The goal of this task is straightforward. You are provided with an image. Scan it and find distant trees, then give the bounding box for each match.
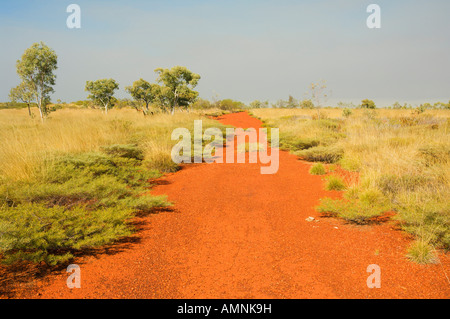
[85,79,119,114]
[306,80,330,119]
[124,66,201,115]
[125,79,158,115]
[14,42,58,122]
[249,100,269,109]
[299,99,314,109]
[360,99,376,109]
[154,66,200,114]
[9,81,35,117]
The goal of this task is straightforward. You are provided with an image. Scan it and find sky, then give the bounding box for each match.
[0,0,449,107]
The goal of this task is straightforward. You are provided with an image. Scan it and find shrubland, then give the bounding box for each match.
[0,108,228,265]
[251,107,450,263]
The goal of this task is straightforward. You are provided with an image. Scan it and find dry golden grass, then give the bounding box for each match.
[252,107,450,261]
[0,107,223,181]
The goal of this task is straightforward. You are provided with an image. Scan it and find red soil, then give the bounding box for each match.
[8,111,450,299]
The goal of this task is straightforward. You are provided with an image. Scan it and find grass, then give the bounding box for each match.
[0,107,228,265]
[407,240,439,264]
[324,175,346,191]
[252,107,450,262]
[309,163,327,175]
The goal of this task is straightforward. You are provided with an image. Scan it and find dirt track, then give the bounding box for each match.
[12,112,450,298]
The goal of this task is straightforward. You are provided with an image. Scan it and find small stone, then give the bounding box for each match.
[305,217,315,222]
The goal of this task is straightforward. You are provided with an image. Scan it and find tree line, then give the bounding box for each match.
[9,42,201,121]
[9,42,450,122]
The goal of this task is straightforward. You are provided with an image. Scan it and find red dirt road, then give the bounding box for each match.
[10,112,450,298]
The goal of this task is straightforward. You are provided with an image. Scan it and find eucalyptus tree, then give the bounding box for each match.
[85,79,119,114]
[15,42,58,122]
[125,79,158,115]
[9,81,35,117]
[154,66,200,115]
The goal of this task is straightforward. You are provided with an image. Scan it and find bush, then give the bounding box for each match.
[406,241,438,264]
[339,155,361,172]
[0,145,169,265]
[280,136,320,151]
[309,163,326,175]
[394,193,450,250]
[361,99,376,109]
[100,144,144,160]
[316,189,389,224]
[342,108,352,117]
[297,146,344,163]
[0,204,134,265]
[144,152,180,173]
[324,175,346,191]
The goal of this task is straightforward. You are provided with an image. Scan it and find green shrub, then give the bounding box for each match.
[316,192,389,224]
[324,175,346,191]
[406,241,438,264]
[144,152,180,173]
[279,135,320,151]
[342,108,352,117]
[309,163,326,175]
[339,155,361,172]
[100,144,144,160]
[0,146,169,265]
[394,193,450,250]
[296,146,344,163]
[0,204,134,265]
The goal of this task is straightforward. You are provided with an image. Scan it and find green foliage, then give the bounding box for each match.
[296,145,344,163]
[144,152,180,173]
[394,193,450,250]
[125,79,158,113]
[360,99,376,109]
[309,163,326,175]
[281,137,320,151]
[100,144,144,161]
[0,204,134,265]
[324,175,346,191]
[85,78,119,114]
[342,108,352,117]
[249,100,269,109]
[15,42,58,121]
[192,98,214,110]
[9,82,35,117]
[299,99,314,109]
[406,241,439,264]
[154,66,200,113]
[316,189,389,223]
[0,145,169,265]
[338,155,361,172]
[217,99,245,111]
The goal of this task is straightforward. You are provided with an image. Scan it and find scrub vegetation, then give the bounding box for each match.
[252,107,450,264]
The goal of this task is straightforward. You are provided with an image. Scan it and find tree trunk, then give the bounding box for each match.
[27,103,32,117]
[37,97,44,123]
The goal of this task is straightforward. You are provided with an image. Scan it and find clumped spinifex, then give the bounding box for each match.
[0,107,229,265]
[252,107,450,263]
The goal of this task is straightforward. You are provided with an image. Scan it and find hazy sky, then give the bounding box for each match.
[1,0,449,106]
